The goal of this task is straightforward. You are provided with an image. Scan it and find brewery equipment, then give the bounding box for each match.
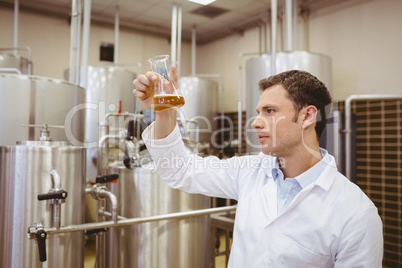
[0,137,86,267]
[179,76,219,145]
[244,51,332,154]
[105,150,211,268]
[96,115,212,268]
[79,65,137,183]
[0,74,85,146]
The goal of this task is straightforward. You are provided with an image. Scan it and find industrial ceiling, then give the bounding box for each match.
[0,0,368,44]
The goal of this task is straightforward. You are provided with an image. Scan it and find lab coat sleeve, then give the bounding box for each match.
[334,205,383,268]
[142,122,240,200]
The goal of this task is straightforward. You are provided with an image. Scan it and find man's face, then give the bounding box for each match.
[251,84,304,157]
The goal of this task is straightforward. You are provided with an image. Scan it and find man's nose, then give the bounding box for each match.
[251,115,264,129]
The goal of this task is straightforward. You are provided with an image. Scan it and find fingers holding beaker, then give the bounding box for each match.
[148,55,185,112]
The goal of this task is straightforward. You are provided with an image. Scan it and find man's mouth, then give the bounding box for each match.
[257,134,270,142]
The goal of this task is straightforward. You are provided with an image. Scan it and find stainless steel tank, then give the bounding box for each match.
[0,74,85,146]
[105,147,211,268]
[82,66,137,183]
[0,53,31,74]
[245,51,332,154]
[179,77,218,144]
[0,141,86,268]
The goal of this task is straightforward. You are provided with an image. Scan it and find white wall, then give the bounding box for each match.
[1,0,402,113]
[309,0,402,101]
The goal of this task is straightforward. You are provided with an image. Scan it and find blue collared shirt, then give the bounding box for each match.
[272,149,329,215]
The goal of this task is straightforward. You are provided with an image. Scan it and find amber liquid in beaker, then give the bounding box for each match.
[153,94,185,111]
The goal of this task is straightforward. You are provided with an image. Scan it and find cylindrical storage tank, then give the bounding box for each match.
[0,74,85,146]
[105,148,211,268]
[82,66,136,182]
[0,53,31,74]
[245,51,332,154]
[179,77,218,145]
[0,141,86,268]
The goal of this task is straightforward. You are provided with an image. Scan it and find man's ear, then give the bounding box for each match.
[302,105,318,129]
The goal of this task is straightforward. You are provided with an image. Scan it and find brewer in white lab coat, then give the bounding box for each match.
[133,69,383,267]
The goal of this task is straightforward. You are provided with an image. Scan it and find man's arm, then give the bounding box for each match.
[334,206,383,267]
[154,109,176,139]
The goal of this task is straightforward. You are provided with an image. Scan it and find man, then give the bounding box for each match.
[133,69,383,267]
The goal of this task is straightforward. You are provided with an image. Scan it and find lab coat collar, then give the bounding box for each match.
[276,157,338,220]
[260,152,339,225]
[310,154,338,192]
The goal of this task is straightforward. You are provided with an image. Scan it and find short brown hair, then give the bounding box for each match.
[258,70,332,139]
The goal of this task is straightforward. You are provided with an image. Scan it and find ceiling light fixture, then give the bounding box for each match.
[187,0,216,5]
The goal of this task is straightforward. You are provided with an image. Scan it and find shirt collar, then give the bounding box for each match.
[266,148,332,189]
[294,148,329,189]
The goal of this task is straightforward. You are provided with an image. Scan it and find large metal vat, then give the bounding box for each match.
[179,77,218,144]
[82,66,137,182]
[0,74,85,146]
[0,141,86,268]
[105,148,211,268]
[0,53,31,74]
[245,51,332,153]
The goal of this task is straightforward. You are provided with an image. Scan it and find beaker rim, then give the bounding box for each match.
[148,55,170,63]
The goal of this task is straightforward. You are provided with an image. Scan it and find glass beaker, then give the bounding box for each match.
[148,55,185,112]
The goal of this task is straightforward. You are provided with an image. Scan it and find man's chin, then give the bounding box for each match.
[261,148,276,156]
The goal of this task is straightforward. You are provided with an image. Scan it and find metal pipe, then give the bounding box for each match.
[97,188,118,222]
[98,134,120,175]
[104,112,144,123]
[237,56,244,155]
[256,25,261,53]
[345,94,402,179]
[49,170,63,229]
[293,0,298,50]
[76,1,82,85]
[81,0,92,89]
[237,52,262,155]
[300,6,309,51]
[100,210,127,221]
[285,0,292,51]
[191,24,196,77]
[271,0,277,74]
[13,0,19,56]
[43,205,237,235]
[53,203,62,229]
[171,4,177,68]
[177,5,182,77]
[114,5,119,65]
[98,113,144,173]
[50,170,61,189]
[69,0,79,84]
[257,23,266,54]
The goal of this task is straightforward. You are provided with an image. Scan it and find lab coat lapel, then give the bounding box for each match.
[262,177,278,224]
[277,160,338,217]
[282,185,315,215]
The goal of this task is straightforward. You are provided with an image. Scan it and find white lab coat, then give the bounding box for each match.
[142,124,383,268]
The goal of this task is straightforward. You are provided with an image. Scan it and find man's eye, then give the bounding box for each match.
[266,109,275,113]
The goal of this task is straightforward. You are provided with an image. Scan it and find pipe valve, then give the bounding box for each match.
[27,222,47,262]
[37,170,68,204]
